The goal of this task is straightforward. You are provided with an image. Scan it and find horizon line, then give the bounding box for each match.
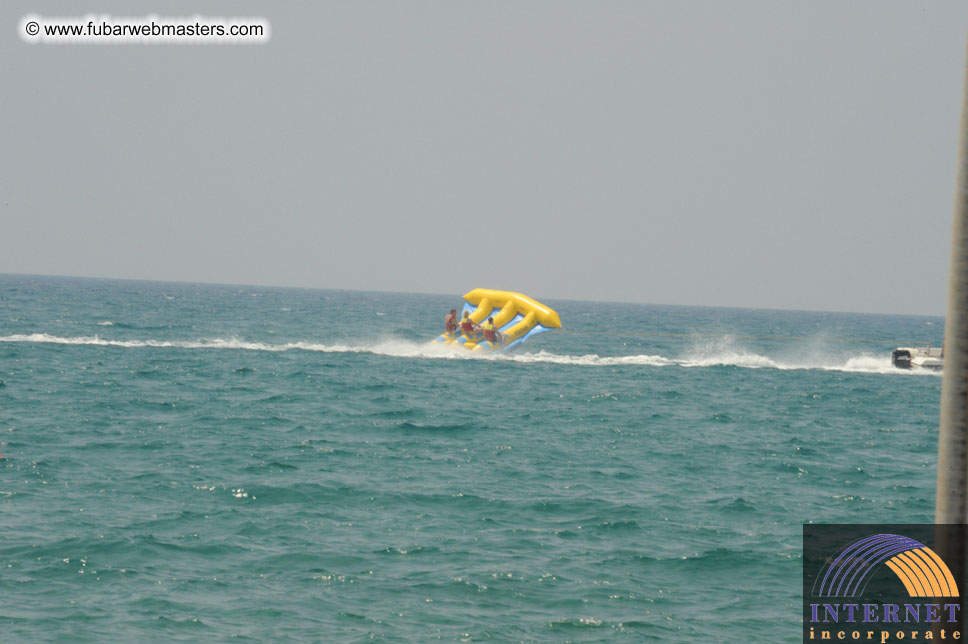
[0,271,947,320]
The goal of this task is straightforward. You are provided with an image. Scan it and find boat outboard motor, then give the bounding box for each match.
[892,349,912,369]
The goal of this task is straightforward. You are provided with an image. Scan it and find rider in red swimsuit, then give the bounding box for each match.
[459,311,476,336]
[479,317,503,345]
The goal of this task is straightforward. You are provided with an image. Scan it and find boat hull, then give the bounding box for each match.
[892,347,943,370]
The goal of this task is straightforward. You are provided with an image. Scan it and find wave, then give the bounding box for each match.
[0,333,368,354]
[0,333,938,375]
[679,350,781,370]
[676,351,915,374]
[499,350,674,367]
[0,333,669,363]
[677,335,940,376]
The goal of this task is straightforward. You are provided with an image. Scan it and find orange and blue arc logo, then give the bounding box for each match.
[817,533,959,598]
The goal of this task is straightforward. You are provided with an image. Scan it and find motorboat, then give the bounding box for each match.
[891,345,943,370]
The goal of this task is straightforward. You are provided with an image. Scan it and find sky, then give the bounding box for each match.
[3,1,967,315]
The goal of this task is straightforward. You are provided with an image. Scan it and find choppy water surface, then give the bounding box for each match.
[0,275,943,642]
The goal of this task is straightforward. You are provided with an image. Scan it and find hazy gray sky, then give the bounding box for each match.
[3,1,967,314]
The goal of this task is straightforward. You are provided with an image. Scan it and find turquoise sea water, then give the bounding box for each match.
[0,275,945,643]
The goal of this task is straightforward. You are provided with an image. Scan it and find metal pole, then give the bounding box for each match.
[937,34,968,527]
[936,29,968,631]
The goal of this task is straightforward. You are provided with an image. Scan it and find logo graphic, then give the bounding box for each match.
[803,524,965,644]
[815,533,959,599]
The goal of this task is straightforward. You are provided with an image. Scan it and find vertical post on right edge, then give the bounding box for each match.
[936,27,968,635]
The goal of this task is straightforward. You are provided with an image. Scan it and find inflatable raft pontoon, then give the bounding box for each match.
[436,288,561,353]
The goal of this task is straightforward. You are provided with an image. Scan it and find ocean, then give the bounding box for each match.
[0,274,945,643]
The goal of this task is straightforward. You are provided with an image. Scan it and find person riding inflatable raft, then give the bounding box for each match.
[436,289,562,353]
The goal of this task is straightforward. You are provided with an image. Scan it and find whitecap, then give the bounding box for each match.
[0,333,939,375]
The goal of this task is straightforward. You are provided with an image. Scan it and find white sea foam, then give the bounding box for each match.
[677,348,936,376]
[828,355,907,375]
[496,350,674,367]
[679,350,781,370]
[0,333,938,375]
[0,334,467,358]
[673,335,939,376]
